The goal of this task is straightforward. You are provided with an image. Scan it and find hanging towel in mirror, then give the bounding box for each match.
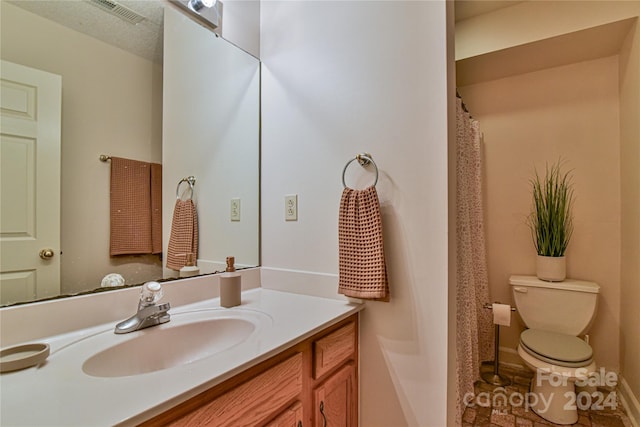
[338,186,389,301]
[150,163,163,254]
[110,157,153,256]
[166,199,199,270]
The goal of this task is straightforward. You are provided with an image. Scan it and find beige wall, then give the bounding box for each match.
[456,0,640,418]
[1,3,163,294]
[455,1,640,61]
[459,56,621,372]
[619,19,640,420]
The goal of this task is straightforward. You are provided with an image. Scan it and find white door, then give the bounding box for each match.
[0,60,62,305]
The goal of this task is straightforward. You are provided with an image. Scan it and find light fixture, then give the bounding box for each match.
[171,0,221,30]
[188,0,216,12]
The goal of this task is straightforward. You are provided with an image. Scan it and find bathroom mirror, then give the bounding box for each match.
[0,0,260,306]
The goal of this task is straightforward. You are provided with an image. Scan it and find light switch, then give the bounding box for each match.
[231,198,241,221]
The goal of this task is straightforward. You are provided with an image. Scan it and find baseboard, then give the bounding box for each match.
[499,346,525,368]
[619,376,640,427]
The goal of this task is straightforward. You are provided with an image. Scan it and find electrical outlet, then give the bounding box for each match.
[285,194,297,221]
[230,198,241,221]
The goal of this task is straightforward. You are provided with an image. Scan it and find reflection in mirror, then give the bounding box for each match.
[0,1,260,306]
[163,6,259,279]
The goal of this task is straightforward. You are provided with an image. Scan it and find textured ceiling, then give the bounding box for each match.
[9,0,165,64]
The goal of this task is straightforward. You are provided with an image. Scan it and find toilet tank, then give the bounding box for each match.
[509,275,600,336]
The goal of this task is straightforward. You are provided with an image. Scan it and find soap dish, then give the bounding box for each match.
[0,343,50,373]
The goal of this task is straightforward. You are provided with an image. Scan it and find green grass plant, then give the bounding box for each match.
[527,160,574,257]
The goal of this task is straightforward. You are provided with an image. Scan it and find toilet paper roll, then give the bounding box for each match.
[492,303,512,327]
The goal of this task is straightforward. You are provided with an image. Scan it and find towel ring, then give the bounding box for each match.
[342,153,378,188]
[176,176,196,200]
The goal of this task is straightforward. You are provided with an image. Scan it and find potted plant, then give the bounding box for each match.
[526,160,574,282]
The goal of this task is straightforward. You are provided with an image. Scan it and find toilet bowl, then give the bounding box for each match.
[510,275,600,425]
[518,330,596,424]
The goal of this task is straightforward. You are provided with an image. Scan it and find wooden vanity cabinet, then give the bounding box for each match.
[141,314,358,427]
[313,363,356,427]
[312,321,357,427]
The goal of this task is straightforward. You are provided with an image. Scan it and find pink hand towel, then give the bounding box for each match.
[166,199,199,271]
[150,163,163,254]
[110,157,152,256]
[338,186,389,301]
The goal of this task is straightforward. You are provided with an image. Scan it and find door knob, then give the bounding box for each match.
[39,249,55,259]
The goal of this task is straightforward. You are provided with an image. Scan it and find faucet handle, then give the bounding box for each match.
[138,302,171,318]
[140,281,163,306]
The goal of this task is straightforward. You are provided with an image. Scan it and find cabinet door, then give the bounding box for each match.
[313,363,356,427]
[264,401,303,427]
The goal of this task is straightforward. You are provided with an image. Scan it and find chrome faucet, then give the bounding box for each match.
[114,281,170,334]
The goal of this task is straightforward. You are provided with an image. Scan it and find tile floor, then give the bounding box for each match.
[462,363,633,427]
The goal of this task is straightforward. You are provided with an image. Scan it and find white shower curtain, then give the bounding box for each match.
[455,97,493,425]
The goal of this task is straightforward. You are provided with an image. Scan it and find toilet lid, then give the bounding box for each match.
[520,329,593,367]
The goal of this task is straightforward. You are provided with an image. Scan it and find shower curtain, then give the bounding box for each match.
[455,96,493,425]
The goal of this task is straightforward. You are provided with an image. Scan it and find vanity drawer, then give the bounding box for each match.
[313,321,356,379]
[169,352,303,427]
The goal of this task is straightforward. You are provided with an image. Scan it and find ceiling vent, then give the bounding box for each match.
[89,0,146,25]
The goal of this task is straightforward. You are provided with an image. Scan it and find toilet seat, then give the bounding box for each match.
[520,329,593,368]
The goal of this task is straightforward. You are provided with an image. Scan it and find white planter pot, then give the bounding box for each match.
[536,255,566,282]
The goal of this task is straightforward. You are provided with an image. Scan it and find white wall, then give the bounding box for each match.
[446,1,459,424]
[260,2,450,425]
[220,0,261,58]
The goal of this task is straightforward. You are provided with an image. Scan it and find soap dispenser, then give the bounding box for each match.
[220,256,241,308]
[179,253,200,278]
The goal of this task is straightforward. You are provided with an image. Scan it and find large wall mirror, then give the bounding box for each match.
[0,0,260,306]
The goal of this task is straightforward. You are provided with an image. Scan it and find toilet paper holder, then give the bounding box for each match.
[482,302,516,387]
[483,302,516,311]
[483,303,516,312]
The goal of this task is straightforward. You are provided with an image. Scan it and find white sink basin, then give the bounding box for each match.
[81,310,269,378]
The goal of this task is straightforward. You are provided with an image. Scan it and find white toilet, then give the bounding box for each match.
[509,275,600,425]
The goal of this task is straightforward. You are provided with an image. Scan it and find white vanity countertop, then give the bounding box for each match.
[0,289,363,426]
